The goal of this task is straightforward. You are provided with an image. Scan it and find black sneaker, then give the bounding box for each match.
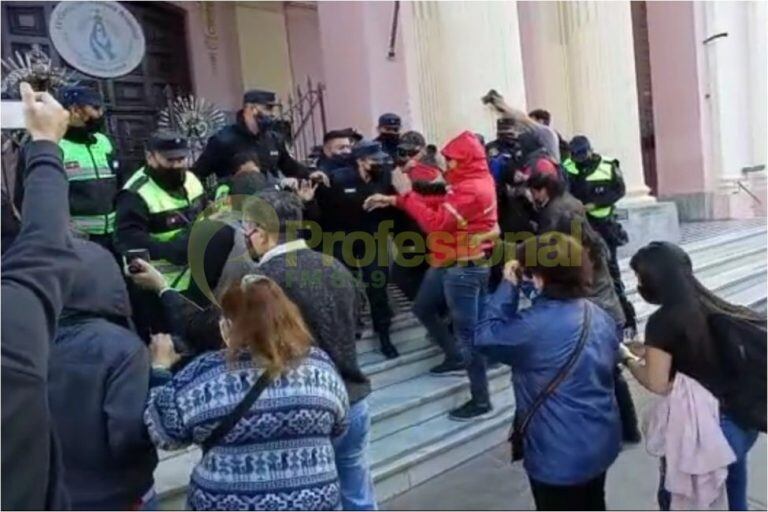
[429,360,466,375]
[379,332,399,359]
[449,400,493,422]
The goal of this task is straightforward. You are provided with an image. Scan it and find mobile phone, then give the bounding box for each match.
[124,248,150,274]
[1,101,25,130]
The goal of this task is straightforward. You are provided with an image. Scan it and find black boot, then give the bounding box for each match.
[379,331,399,359]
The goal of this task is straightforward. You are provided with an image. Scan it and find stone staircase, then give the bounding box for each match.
[157,222,766,507]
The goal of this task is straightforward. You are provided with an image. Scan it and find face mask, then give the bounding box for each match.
[254,113,276,132]
[379,132,399,145]
[368,161,392,176]
[149,165,186,190]
[329,153,353,167]
[84,115,105,134]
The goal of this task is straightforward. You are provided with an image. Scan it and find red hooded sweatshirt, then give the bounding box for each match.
[396,131,498,266]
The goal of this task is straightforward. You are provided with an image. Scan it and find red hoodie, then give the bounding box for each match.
[396,131,498,266]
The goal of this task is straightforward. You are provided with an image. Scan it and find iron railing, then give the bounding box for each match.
[280,77,327,163]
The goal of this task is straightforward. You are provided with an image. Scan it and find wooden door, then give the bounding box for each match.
[1,1,192,179]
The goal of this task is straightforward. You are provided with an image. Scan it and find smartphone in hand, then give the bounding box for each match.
[124,248,150,274]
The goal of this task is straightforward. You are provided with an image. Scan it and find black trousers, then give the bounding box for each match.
[529,471,607,511]
[591,219,637,330]
[334,243,392,334]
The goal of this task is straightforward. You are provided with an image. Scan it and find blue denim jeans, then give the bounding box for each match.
[333,400,378,510]
[413,264,490,404]
[658,415,759,510]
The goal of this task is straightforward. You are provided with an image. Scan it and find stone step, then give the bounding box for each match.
[369,365,512,443]
[371,391,516,503]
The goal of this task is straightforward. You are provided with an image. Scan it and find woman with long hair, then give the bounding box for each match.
[624,241,765,510]
[145,275,349,511]
[476,234,622,510]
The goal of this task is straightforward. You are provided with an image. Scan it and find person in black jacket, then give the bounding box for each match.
[316,129,355,174]
[1,82,78,511]
[316,140,400,359]
[50,239,158,510]
[374,113,402,160]
[193,89,327,186]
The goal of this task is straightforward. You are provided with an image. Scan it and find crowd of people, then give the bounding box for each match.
[2,80,765,512]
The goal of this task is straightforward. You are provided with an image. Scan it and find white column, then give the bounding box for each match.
[401,1,527,146]
[559,1,651,202]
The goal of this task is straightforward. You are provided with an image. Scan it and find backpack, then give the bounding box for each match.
[708,313,767,432]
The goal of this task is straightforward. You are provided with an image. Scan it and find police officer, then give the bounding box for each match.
[15,86,119,251]
[193,89,328,185]
[564,135,637,336]
[316,129,354,174]
[115,130,206,291]
[374,113,402,160]
[316,140,400,359]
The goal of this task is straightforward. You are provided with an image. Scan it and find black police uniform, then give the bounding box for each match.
[193,90,309,184]
[374,113,401,161]
[315,140,400,358]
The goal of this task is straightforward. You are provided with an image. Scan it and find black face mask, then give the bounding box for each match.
[368,161,393,176]
[378,132,399,146]
[254,113,276,132]
[329,153,353,168]
[148,165,186,191]
[84,115,105,134]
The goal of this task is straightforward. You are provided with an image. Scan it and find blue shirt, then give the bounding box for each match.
[475,282,621,485]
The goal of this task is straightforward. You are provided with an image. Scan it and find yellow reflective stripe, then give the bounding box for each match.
[588,206,612,218]
[153,260,190,291]
[71,212,116,234]
[563,158,578,175]
[443,202,468,228]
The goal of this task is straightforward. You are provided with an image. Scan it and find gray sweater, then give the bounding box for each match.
[257,245,372,403]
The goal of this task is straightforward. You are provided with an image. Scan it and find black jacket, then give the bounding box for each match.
[193,113,309,182]
[50,239,157,510]
[568,155,626,211]
[2,141,79,510]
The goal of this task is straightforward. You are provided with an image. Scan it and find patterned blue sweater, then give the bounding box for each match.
[145,347,349,510]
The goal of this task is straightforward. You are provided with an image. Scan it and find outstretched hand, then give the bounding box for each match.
[363,193,396,212]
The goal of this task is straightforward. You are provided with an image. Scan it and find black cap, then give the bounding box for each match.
[378,113,401,129]
[398,130,426,150]
[146,130,190,159]
[496,117,517,132]
[352,140,389,161]
[58,86,103,109]
[569,135,592,158]
[243,89,277,105]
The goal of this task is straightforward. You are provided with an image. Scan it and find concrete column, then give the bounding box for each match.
[400,1,527,146]
[560,1,651,203]
[316,1,410,135]
[695,1,767,218]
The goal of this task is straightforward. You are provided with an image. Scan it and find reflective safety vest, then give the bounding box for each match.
[59,133,117,235]
[214,183,230,201]
[123,168,205,291]
[562,157,616,219]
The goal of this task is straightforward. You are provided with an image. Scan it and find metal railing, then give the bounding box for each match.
[279,77,327,163]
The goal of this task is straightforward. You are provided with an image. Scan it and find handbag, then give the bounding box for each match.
[509,303,592,462]
[201,371,272,454]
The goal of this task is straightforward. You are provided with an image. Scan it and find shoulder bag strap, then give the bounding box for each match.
[517,302,592,437]
[202,371,272,454]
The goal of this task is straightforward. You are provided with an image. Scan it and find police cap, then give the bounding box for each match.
[146,130,190,159]
[58,86,103,109]
[378,113,401,129]
[352,140,389,162]
[243,89,278,106]
[569,135,592,159]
